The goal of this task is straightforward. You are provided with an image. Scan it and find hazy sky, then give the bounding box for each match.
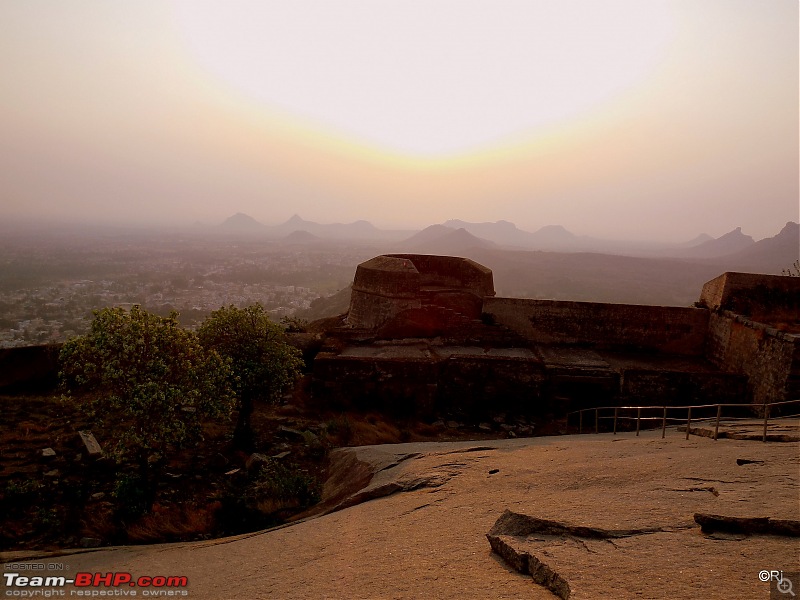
[1,1,797,241]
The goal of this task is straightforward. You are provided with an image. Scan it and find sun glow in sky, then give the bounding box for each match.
[0,1,797,240]
[172,1,675,157]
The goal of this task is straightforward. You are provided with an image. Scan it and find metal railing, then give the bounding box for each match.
[567,399,800,442]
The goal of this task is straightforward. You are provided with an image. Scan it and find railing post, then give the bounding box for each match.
[613,407,618,435]
[595,408,599,434]
[661,407,667,439]
[713,405,722,441]
[636,407,641,436]
[686,406,692,440]
[579,410,583,434]
[762,404,770,443]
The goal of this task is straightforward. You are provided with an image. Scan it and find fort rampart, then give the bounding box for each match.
[483,298,708,355]
[701,271,800,322]
[315,256,799,414]
[2,257,797,419]
[706,311,800,404]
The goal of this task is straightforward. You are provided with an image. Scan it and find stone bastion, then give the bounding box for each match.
[347,254,495,329]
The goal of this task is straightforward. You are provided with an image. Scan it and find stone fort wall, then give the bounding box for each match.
[483,298,709,355]
[701,272,800,323]
[330,257,800,408]
[706,311,800,404]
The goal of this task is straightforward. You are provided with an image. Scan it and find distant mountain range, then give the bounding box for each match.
[216,213,798,275]
[441,219,579,250]
[283,218,798,316]
[218,213,412,242]
[715,221,799,273]
[672,227,755,258]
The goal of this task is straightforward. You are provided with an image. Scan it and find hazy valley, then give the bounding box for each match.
[1,216,797,348]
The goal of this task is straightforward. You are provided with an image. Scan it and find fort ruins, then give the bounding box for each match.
[1,253,798,421]
[311,254,800,419]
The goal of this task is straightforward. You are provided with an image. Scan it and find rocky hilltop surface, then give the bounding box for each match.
[4,430,797,599]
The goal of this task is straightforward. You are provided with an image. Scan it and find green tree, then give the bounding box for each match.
[198,304,303,449]
[59,306,235,503]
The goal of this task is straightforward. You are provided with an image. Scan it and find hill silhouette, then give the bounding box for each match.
[681,227,755,258]
[441,219,581,250]
[679,233,714,248]
[220,212,265,231]
[716,221,799,272]
[273,215,407,241]
[284,230,323,244]
[400,226,496,254]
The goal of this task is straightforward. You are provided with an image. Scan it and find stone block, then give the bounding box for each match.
[78,430,103,457]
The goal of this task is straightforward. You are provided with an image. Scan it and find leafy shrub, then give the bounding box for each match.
[59,306,236,497]
[281,316,309,333]
[2,479,44,502]
[34,507,60,532]
[245,459,319,514]
[112,473,150,520]
[218,459,320,534]
[198,304,303,449]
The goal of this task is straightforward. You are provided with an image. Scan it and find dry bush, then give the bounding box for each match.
[80,504,118,542]
[125,502,219,543]
[349,416,403,446]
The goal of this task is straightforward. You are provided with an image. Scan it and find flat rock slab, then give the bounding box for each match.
[3,431,798,599]
[489,529,793,599]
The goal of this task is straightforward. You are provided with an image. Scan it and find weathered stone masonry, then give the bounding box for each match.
[483,298,709,355]
[699,273,800,404]
[348,254,494,329]
[313,256,799,417]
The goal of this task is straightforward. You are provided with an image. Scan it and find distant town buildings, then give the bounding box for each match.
[0,242,368,348]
